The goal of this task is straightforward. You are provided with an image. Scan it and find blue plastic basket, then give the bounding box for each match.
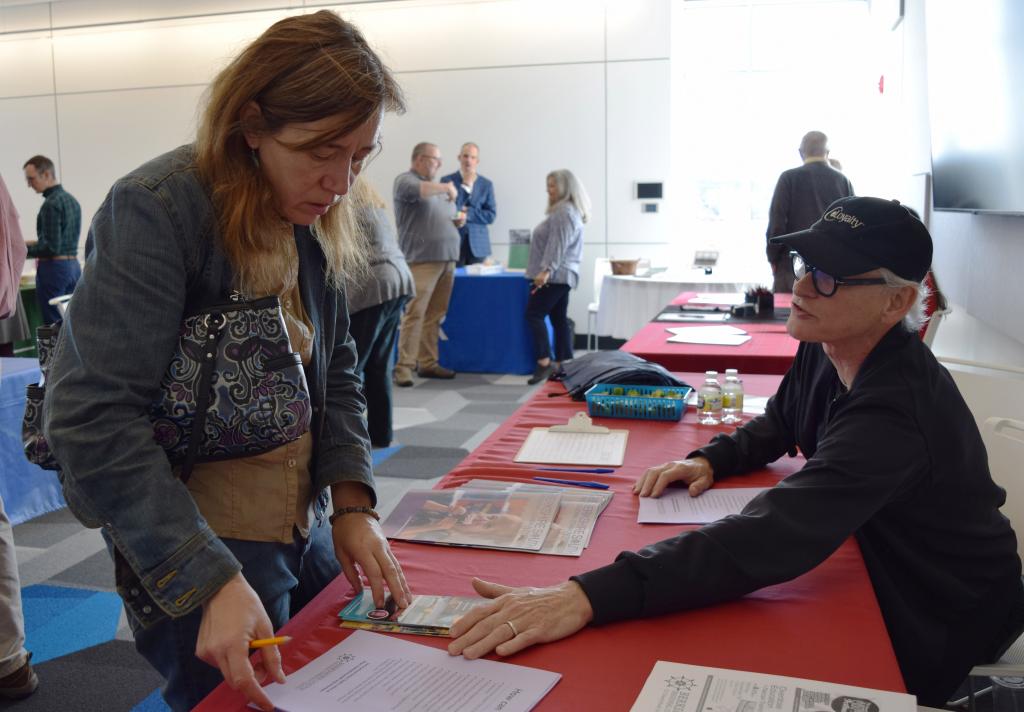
[584,383,692,421]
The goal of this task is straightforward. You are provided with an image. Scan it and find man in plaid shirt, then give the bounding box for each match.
[23,155,81,324]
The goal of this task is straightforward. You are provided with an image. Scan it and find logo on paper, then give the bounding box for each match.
[823,207,865,229]
[666,675,696,691]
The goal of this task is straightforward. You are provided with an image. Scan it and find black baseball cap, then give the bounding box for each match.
[769,197,933,282]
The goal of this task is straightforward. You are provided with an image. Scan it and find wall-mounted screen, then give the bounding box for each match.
[634,182,663,200]
[926,0,1024,214]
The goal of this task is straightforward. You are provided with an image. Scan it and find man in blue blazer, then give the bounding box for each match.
[441,143,497,266]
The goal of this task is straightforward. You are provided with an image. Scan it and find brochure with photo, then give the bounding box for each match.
[464,478,612,555]
[381,488,561,551]
[338,590,487,637]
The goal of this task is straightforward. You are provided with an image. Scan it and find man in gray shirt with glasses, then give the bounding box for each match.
[393,142,460,386]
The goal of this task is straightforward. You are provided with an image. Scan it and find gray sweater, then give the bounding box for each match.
[345,206,415,313]
[393,171,459,263]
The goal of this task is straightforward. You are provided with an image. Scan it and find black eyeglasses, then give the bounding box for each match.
[791,252,887,297]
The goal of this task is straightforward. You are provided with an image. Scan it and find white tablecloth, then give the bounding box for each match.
[595,270,757,340]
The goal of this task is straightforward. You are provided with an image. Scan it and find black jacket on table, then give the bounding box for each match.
[574,325,1023,704]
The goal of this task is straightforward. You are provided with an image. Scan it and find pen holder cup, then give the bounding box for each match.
[584,383,692,421]
[755,293,774,316]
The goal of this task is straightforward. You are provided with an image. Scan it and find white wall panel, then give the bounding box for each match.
[606,59,669,247]
[50,0,299,28]
[339,0,604,73]
[361,61,606,258]
[51,10,290,93]
[55,85,207,252]
[0,4,50,33]
[0,33,54,98]
[607,0,670,61]
[1,0,659,327]
[0,95,60,246]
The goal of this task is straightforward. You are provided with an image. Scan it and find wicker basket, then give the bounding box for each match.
[610,259,640,276]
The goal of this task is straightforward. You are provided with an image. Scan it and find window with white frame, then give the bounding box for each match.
[670,0,891,281]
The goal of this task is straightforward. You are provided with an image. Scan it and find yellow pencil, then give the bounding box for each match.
[249,635,292,649]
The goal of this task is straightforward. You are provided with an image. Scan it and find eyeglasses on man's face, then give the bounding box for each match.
[790,252,887,297]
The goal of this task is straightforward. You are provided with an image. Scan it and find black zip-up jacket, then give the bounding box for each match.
[575,326,1023,704]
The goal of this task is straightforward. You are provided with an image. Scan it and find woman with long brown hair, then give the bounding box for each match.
[43,12,409,711]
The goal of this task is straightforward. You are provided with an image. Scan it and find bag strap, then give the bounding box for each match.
[178,311,228,484]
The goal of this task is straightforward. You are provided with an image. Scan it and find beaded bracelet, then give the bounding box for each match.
[329,506,380,525]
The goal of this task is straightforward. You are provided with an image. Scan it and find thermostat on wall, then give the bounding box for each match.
[634,182,663,200]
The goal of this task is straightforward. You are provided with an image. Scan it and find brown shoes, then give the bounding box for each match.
[393,365,414,387]
[417,365,456,380]
[0,655,39,700]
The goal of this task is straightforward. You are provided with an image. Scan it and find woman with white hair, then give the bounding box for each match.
[524,169,591,385]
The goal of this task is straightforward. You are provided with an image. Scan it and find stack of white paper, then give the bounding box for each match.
[259,630,560,711]
[742,395,770,415]
[665,325,751,346]
[637,487,767,523]
[515,428,628,466]
[688,292,748,306]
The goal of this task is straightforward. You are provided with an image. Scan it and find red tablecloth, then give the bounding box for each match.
[622,292,799,375]
[198,373,904,710]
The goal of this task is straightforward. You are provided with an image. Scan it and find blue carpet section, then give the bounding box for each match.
[131,688,171,712]
[372,444,402,466]
[22,584,122,664]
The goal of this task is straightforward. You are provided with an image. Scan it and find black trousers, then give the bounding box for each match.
[525,282,573,362]
[457,233,484,267]
[347,295,408,447]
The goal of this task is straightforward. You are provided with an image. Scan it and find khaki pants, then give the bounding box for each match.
[398,261,455,371]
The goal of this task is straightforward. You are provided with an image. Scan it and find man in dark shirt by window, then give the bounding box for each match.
[23,155,81,324]
[447,197,1024,706]
[766,131,854,292]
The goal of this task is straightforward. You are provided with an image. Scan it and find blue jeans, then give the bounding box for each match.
[35,259,81,325]
[526,283,573,362]
[348,295,408,447]
[126,521,340,712]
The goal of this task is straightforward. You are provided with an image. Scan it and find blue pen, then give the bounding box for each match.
[532,477,610,490]
[537,467,616,474]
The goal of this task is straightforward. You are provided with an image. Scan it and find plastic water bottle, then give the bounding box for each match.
[722,369,744,424]
[697,371,723,425]
[990,675,1024,712]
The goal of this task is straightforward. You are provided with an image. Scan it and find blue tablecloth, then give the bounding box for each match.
[438,269,550,375]
[0,358,65,525]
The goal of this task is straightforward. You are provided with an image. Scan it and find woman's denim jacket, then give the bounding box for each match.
[42,145,374,627]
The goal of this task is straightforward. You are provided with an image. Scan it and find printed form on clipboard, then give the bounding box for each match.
[514,412,628,467]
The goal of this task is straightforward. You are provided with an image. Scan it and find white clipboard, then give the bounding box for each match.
[514,413,628,466]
